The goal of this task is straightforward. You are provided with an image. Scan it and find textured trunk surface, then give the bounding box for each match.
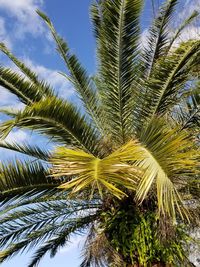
[128,264,172,267]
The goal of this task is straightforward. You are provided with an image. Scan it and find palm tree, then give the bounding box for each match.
[0,0,199,266]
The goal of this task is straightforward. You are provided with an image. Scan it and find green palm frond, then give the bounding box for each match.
[179,87,200,130]
[37,11,103,133]
[0,160,58,200]
[90,1,101,41]
[143,0,178,78]
[0,201,97,246]
[0,203,71,248]
[0,97,99,154]
[27,215,93,267]
[0,43,55,99]
[140,40,200,126]
[0,199,98,266]
[0,199,99,227]
[92,0,143,143]
[0,67,33,104]
[0,189,70,216]
[0,67,48,104]
[155,41,200,115]
[0,141,51,160]
[0,43,39,84]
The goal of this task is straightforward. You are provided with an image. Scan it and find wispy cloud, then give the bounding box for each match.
[0,0,45,40]
[0,129,30,160]
[0,17,11,48]
[4,129,29,144]
[23,58,75,100]
[175,25,200,45]
[0,85,26,111]
[0,87,15,106]
[173,0,200,45]
[178,0,200,21]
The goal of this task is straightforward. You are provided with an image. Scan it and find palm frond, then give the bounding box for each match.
[0,199,99,227]
[0,43,55,98]
[0,160,58,200]
[27,215,92,267]
[92,0,143,143]
[0,67,45,104]
[90,1,101,40]
[0,43,38,84]
[0,201,97,245]
[179,87,200,130]
[0,203,71,248]
[0,189,68,214]
[0,141,51,160]
[137,118,199,220]
[0,97,99,154]
[143,0,178,78]
[51,143,141,199]
[0,203,98,267]
[36,11,103,133]
[52,119,199,220]
[140,40,200,126]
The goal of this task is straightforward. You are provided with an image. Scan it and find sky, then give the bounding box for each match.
[0,0,199,266]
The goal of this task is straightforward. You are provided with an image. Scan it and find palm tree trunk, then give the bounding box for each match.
[128,263,172,267]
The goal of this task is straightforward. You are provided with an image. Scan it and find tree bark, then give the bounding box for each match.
[128,264,172,267]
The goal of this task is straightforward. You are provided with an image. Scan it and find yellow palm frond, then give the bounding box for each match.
[51,143,141,199]
[51,122,199,221]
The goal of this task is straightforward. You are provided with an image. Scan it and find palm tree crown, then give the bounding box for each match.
[0,0,199,266]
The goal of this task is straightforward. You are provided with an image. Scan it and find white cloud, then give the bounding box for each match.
[0,17,11,48]
[0,87,17,106]
[175,25,200,45]
[172,0,200,45]
[0,129,30,160]
[0,86,26,111]
[5,129,29,143]
[0,0,45,39]
[23,58,75,99]
[178,0,200,21]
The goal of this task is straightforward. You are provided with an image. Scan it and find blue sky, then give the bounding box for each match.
[0,0,199,266]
